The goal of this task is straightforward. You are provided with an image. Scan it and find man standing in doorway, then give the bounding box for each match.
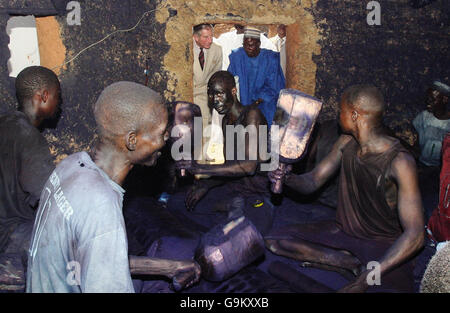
[228,26,285,127]
[193,23,223,134]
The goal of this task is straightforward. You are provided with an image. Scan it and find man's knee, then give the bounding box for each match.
[264,239,280,253]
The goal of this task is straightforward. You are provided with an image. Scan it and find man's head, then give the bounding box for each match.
[171,101,201,142]
[93,81,169,166]
[207,71,237,115]
[15,66,61,127]
[277,24,286,38]
[426,80,449,115]
[234,24,245,34]
[339,85,385,134]
[243,26,261,58]
[193,23,213,49]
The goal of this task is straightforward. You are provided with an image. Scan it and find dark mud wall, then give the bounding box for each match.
[0,0,448,160]
[0,0,170,162]
[311,0,449,145]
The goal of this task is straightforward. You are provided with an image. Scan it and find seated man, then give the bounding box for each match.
[413,80,450,167]
[0,66,61,284]
[266,85,425,292]
[26,82,200,292]
[177,70,268,211]
[228,26,285,127]
[269,24,286,77]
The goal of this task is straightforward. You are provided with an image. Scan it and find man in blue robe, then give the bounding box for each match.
[227,27,285,127]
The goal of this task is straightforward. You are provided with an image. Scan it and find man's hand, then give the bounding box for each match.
[171,260,201,291]
[337,271,369,293]
[175,160,198,176]
[268,164,292,185]
[185,183,209,211]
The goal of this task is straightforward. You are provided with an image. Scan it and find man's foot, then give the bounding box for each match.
[299,261,359,281]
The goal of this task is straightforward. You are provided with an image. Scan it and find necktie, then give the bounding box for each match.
[199,48,204,70]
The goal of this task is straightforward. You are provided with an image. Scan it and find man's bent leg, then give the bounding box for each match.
[265,238,362,276]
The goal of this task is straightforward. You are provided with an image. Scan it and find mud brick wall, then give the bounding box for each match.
[0,0,448,160]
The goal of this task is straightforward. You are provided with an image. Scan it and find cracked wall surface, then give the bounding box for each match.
[0,0,448,161]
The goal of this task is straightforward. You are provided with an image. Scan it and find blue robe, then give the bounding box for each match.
[228,48,285,127]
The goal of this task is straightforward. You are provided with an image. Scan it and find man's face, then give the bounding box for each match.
[426,88,445,113]
[172,103,196,142]
[208,80,234,115]
[134,104,169,167]
[243,37,261,57]
[194,28,213,49]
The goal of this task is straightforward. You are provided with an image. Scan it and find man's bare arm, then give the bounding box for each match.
[129,255,201,290]
[376,152,425,274]
[192,160,258,177]
[281,135,352,194]
[179,108,264,177]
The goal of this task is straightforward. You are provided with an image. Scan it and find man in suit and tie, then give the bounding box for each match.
[193,23,223,139]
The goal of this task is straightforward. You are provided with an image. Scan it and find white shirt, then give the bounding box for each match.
[270,34,286,76]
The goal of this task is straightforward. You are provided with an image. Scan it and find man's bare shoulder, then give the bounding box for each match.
[245,106,267,126]
[334,134,353,150]
[391,151,417,176]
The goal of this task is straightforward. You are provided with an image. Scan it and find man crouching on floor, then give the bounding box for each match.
[266,85,425,292]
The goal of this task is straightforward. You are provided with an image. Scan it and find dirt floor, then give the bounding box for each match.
[123,165,439,293]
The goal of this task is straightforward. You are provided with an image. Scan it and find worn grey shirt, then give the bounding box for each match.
[26,151,134,293]
[413,110,450,166]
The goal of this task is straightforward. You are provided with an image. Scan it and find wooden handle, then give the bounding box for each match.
[271,163,287,194]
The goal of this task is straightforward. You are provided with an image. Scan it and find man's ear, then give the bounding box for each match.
[31,89,47,112]
[125,131,137,151]
[231,87,237,96]
[351,110,358,121]
[41,89,49,103]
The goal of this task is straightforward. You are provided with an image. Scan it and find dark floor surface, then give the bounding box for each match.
[123,165,440,293]
[0,163,439,293]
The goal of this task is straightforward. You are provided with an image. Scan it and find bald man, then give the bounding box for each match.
[177,71,268,211]
[26,82,200,293]
[266,85,425,292]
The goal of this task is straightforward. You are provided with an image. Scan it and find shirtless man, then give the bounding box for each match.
[26,82,200,292]
[266,85,425,292]
[177,70,267,211]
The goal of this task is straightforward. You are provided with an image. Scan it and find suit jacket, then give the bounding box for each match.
[193,42,222,126]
